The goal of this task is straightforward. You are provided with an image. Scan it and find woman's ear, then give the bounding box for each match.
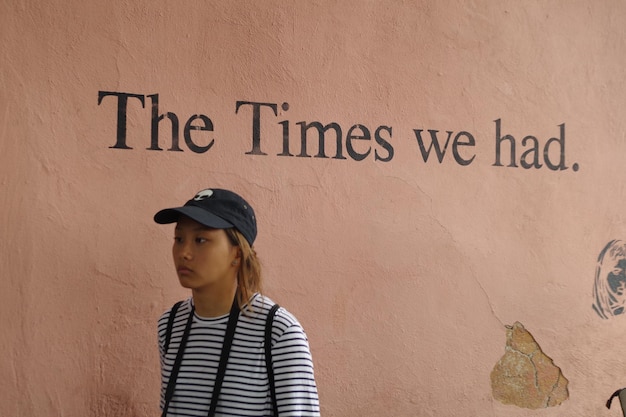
[231,248,242,266]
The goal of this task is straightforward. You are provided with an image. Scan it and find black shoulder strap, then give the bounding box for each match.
[164,300,184,353]
[162,297,240,417]
[162,303,195,417]
[265,304,280,416]
[207,298,241,417]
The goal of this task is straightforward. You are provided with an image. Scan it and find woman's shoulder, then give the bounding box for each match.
[157,297,192,325]
[250,293,304,331]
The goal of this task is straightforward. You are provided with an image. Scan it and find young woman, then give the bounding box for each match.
[154,188,321,417]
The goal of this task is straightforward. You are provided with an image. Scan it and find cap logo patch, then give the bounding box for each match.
[193,189,214,201]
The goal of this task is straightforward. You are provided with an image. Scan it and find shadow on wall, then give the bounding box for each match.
[593,240,626,319]
[490,322,569,409]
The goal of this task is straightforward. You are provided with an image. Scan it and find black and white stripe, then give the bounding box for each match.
[158,294,320,416]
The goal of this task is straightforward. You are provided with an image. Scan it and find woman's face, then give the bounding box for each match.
[172,216,239,293]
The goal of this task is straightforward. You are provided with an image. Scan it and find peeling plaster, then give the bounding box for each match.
[490,322,569,409]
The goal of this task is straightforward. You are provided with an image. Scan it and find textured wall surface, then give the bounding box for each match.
[2,1,626,416]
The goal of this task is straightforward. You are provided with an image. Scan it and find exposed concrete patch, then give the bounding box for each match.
[490,322,569,409]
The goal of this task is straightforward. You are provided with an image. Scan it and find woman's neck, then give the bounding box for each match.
[192,282,238,318]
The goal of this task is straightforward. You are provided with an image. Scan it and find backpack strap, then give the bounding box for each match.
[162,303,195,417]
[265,303,280,416]
[164,300,184,353]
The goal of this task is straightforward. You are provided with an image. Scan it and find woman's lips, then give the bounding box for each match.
[177,267,192,275]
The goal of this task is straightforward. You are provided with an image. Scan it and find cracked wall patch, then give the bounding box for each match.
[490,322,569,409]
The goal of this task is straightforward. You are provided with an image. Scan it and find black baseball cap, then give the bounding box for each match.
[154,188,257,246]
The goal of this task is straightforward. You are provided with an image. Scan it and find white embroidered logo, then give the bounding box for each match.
[193,189,214,201]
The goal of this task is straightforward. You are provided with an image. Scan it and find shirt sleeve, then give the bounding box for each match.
[272,321,321,416]
[157,311,169,411]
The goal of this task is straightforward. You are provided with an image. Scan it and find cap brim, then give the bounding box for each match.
[154,206,234,229]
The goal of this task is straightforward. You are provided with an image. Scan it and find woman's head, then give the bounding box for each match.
[154,188,261,306]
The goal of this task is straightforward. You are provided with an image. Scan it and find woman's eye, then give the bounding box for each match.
[195,237,208,244]
[173,237,182,243]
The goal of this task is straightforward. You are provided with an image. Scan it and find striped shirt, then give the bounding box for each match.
[157,294,320,416]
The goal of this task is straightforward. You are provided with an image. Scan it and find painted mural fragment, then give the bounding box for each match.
[593,240,626,319]
[490,322,569,409]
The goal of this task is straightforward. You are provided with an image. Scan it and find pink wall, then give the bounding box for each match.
[2,1,626,416]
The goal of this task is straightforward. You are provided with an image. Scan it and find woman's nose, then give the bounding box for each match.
[176,241,193,260]
[182,244,193,260]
